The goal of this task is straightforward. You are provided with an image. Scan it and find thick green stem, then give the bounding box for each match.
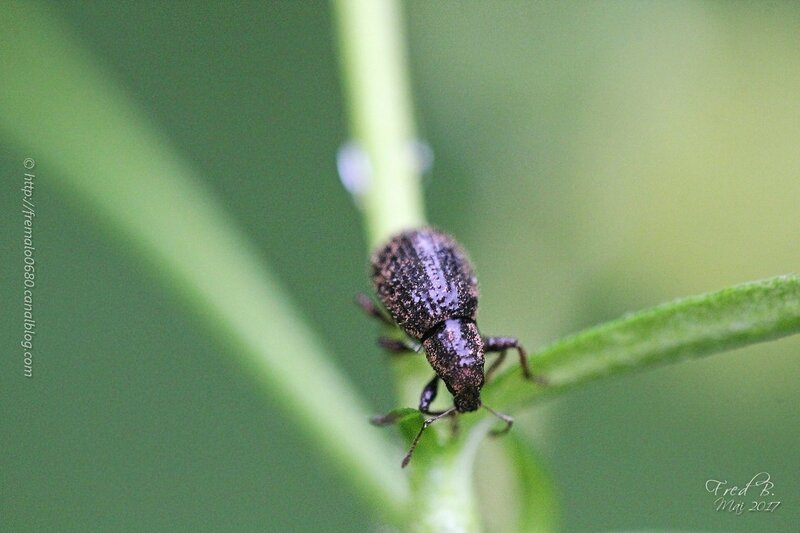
[408,425,488,533]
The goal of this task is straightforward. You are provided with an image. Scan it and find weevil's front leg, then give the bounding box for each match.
[369,375,445,428]
[419,375,444,415]
[484,336,544,383]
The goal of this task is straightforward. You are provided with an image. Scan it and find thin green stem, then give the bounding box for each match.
[333,0,433,420]
[484,274,800,410]
[333,0,427,248]
[504,434,560,532]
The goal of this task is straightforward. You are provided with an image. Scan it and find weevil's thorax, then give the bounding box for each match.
[422,318,485,412]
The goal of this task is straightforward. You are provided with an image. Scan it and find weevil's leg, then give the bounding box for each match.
[484,336,546,383]
[483,404,514,436]
[484,350,507,382]
[358,293,420,354]
[402,407,456,468]
[370,411,403,426]
[355,293,393,326]
[377,336,421,354]
[369,376,443,427]
[484,336,528,378]
[419,375,442,414]
[418,376,459,436]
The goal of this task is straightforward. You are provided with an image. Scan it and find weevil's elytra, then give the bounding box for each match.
[371,228,478,340]
[362,226,537,467]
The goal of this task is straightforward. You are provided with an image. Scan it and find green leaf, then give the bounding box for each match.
[484,275,800,410]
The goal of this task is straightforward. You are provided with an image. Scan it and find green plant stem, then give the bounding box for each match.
[333,0,427,248]
[334,1,494,530]
[0,1,407,519]
[484,275,800,410]
[504,434,560,533]
[334,0,433,429]
[408,423,489,533]
[333,0,430,415]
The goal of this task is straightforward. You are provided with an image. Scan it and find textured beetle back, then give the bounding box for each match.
[371,227,479,339]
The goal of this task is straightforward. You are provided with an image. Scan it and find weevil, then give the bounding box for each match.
[359,226,539,467]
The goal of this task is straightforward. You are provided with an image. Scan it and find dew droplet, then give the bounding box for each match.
[336,141,371,202]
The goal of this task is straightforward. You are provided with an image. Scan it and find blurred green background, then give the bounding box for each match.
[2,1,799,531]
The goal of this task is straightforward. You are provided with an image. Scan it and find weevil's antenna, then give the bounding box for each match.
[483,404,514,436]
[402,407,457,468]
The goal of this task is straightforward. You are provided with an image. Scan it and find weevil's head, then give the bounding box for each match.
[453,385,482,412]
[423,318,485,413]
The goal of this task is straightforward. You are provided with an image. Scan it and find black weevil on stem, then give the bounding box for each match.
[359,226,541,467]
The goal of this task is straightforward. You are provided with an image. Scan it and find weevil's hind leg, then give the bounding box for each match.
[402,407,456,468]
[356,293,393,325]
[357,293,420,355]
[377,336,421,354]
[370,411,403,426]
[483,404,514,436]
[483,336,547,384]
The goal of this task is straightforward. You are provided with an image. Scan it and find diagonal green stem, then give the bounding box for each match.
[484,275,800,410]
[0,1,408,518]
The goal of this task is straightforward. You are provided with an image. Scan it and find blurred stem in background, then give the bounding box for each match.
[0,0,407,522]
